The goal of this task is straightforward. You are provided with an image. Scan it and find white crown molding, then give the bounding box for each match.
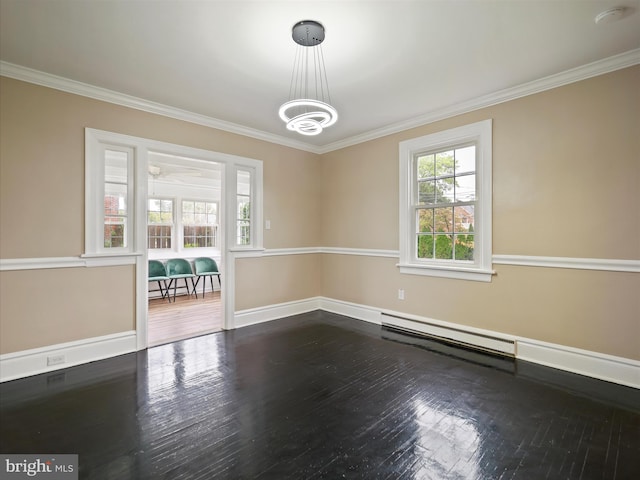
[2,49,638,155]
[317,48,640,153]
[0,61,320,154]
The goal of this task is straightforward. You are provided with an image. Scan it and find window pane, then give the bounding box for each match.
[454,206,474,233]
[456,146,475,174]
[434,234,453,259]
[417,234,434,259]
[237,221,250,245]
[195,201,206,214]
[183,201,194,213]
[436,151,454,176]
[455,174,475,202]
[417,209,434,233]
[454,234,474,261]
[183,212,194,224]
[148,198,160,212]
[104,222,126,248]
[148,225,172,249]
[148,198,173,224]
[104,193,123,216]
[161,199,173,212]
[434,207,453,233]
[418,180,436,204]
[237,170,251,196]
[417,154,434,179]
[105,150,128,183]
[435,177,454,203]
[237,197,250,220]
[206,203,216,214]
[237,170,252,246]
[184,224,217,248]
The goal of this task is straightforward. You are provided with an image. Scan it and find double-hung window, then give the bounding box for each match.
[183,200,218,248]
[147,198,174,249]
[236,170,252,246]
[399,119,493,282]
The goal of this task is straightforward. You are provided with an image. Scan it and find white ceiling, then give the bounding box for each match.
[1,1,639,151]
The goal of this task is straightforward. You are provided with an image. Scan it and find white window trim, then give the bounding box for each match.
[85,127,264,346]
[398,119,494,282]
[85,131,143,255]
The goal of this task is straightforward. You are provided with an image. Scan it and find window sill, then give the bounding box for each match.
[397,263,495,282]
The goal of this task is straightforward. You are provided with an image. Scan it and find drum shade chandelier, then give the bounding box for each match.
[279,20,337,136]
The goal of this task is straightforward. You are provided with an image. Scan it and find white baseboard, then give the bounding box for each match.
[0,331,137,383]
[316,297,638,388]
[234,297,322,328]
[2,297,637,389]
[517,338,640,389]
[319,298,382,324]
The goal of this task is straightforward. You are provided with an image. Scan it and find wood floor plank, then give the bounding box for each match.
[148,291,222,346]
[1,311,639,479]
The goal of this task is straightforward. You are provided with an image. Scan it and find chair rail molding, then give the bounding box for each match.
[4,253,637,273]
[0,255,138,271]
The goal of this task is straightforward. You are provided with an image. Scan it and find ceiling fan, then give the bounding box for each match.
[148,163,203,179]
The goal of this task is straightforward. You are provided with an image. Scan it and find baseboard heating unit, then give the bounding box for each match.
[380,312,516,358]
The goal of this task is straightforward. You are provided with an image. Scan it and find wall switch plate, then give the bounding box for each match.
[398,289,405,300]
[265,220,271,230]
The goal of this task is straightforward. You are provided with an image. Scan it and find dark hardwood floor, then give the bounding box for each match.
[1,311,639,479]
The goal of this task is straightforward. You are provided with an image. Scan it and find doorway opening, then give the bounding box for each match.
[146,152,223,346]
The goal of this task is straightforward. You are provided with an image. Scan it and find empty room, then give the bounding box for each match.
[0,1,639,479]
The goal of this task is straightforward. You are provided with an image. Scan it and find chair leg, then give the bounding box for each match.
[163,280,171,302]
[208,275,213,296]
[191,278,198,299]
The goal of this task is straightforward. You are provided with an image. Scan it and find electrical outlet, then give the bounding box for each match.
[47,354,65,366]
[398,289,405,300]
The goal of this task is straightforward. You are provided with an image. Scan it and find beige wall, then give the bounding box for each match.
[0,77,320,353]
[0,266,134,352]
[236,255,321,311]
[321,255,640,360]
[320,66,640,359]
[1,66,638,361]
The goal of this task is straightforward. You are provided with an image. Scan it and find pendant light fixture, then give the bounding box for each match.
[279,20,338,136]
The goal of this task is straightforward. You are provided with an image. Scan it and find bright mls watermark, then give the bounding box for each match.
[0,455,77,479]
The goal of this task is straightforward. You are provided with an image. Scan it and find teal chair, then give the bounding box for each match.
[148,260,171,302]
[165,258,198,301]
[193,257,221,297]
